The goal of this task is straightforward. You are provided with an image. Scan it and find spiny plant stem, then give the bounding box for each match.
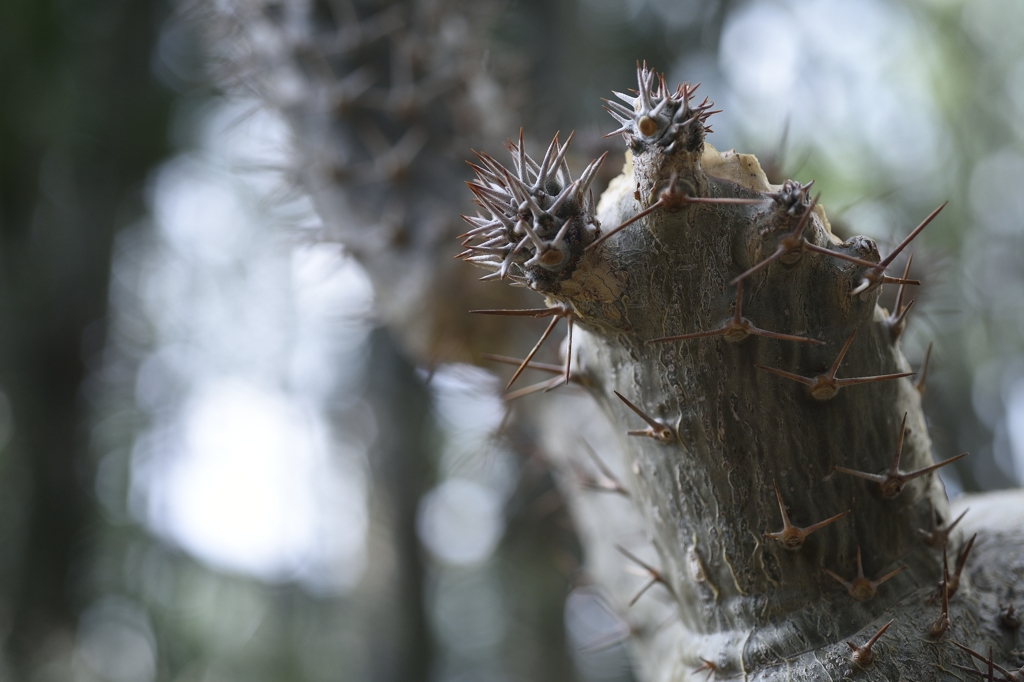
[460,62,1021,681]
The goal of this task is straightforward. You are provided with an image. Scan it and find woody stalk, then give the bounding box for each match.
[461,64,1024,680]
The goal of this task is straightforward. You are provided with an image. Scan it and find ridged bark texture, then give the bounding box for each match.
[463,66,1024,680]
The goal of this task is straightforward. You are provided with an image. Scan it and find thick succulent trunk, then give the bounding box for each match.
[577,148,936,639]
[460,65,1024,680]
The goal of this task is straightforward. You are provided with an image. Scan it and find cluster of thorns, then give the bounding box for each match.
[469,140,945,402]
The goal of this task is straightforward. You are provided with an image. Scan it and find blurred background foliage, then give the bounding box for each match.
[1,0,1023,680]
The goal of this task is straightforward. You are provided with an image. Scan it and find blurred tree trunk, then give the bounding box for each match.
[358,328,435,682]
[0,0,173,670]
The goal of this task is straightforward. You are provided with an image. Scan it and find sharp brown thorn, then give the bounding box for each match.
[888,413,909,476]
[951,665,989,680]
[894,253,915,310]
[473,152,508,180]
[942,503,966,532]
[650,95,669,119]
[475,235,507,248]
[506,316,561,390]
[915,342,933,394]
[880,275,922,287]
[466,161,498,183]
[791,194,820,239]
[847,619,893,666]
[943,543,950,587]
[950,642,1005,680]
[502,375,564,401]
[730,245,786,285]
[578,628,629,653]
[999,602,1020,630]
[879,200,948,268]
[828,546,906,601]
[469,184,510,205]
[900,451,970,483]
[549,190,579,227]
[516,128,526,181]
[773,479,791,528]
[516,216,545,251]
[870,564,908,589]
[637,68,654,111]
[535,131,560,184]
[864,619,894,649]
[765,482,849,548]
[755,364,815,386]
[603,98,636,119]
[920,506,969,547]
[509,234,530,256]
[558,154,573,187]
[891,299,916,334]
[827,331,857,379]
[831,465,887,485]
[550,130,575,172]
[616,544,659,577]
[800,509,853,536]
[747,326,826,345]
[929,547,951,637]
[693,659,716,682]
[603,121,631,138]
[823,565,854,591]
[522,152,541,175]
[733,279,744,322]
[482,354,563,375]
[629,577,658,607]
[470,307,560,317]
[680,196,763,205]
[832,372,916,388]
[581,440,628,496]
[801,242,881,268]
[613,90,636,105]
[647,327,728,344]
[576,152,607,200]
[614,391,664,431]
[586,198,665,252]
[519,185,546,215]
[677,112,701,128]
[564,316,574,386]
[461,245,505,256]
[954,532,977,577]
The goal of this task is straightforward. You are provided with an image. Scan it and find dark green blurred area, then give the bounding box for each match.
[2,0,1023,680]
[0,0,173,674]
